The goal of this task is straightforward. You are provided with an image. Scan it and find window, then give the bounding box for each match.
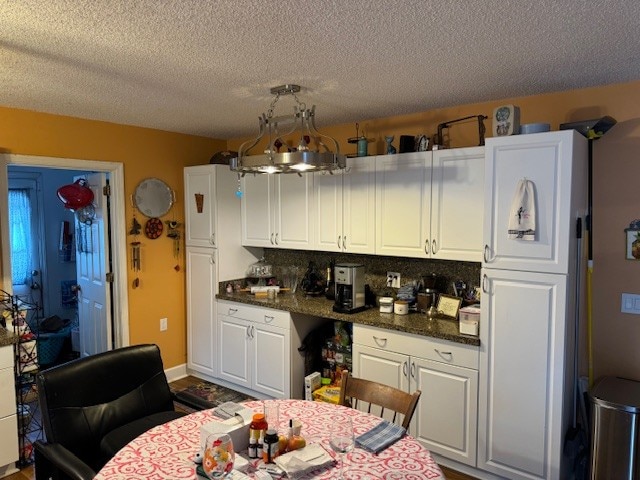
[9,188,33,285]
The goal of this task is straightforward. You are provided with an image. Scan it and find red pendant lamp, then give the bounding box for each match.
[56,179,94,211]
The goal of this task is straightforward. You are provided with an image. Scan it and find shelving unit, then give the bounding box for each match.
[1,290,45,466]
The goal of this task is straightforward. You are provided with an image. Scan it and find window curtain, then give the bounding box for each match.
[9,189,32,285]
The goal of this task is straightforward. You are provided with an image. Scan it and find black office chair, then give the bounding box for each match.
[34,344,186,480]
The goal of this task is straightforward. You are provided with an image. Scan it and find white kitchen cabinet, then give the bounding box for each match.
[483,130,588,273]
[0,345,18,476]
[478,268,569,480]
[375,152,432,257]
[184,165,259,379]
[478,130,587,480]
[185,247,217,377]
[314,157,375,253]
[376,149,484,260]
[241,173,313,249]
[184,165,217,247]
[217,302,291,398]
[352,324,478,467]
[431,147,484,262]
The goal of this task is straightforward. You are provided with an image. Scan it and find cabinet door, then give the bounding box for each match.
[252,322,290,398]
[241,173,274,247]
[412,357,478,467]
[375,152,432,257]
[0,366,15,418]
[351,344,411,423]
[218,314,251,389]
[483,131,587,273]
[275,174,314,249]
[184,165,217,247]
[186,247,217,377]
[478,268,568,480]
[431,147,484,262]
[314,170,343,252]
[0,415,18,468]
[343,157,376,254]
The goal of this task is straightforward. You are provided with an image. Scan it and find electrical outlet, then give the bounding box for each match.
[387,272,401,288]
[160,317,168,331]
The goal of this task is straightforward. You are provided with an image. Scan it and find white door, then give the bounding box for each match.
[184,166,217,247]
[241,174,273,247]
[275,174,314,249]
[412,356,478,466]
[252,322,289,398]
[478,268,568,480]
[75,173,111,357]
[343,157,376,254]
[375,152,432,258]
[431,147,484,262]
[186,247,217,377]
[218,314,251,389]
[314,170,343,252]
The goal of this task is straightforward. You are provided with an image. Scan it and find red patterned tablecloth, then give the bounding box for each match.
[95,399,445,479]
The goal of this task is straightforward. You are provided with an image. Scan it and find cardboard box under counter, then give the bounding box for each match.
[459,306,480,336]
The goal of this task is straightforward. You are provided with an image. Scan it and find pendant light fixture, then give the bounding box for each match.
[230,84,346,174]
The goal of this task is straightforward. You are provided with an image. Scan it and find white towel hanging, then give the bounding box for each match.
[508,179,536,240]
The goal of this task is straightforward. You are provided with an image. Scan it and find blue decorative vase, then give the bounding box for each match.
[385,136,396,154]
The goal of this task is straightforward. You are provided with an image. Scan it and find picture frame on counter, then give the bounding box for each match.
[437,294,463,319]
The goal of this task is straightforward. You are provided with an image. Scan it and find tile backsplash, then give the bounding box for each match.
[262,248,481,299]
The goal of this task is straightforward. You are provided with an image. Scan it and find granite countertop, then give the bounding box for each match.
[0,327,19,347]
[216,292,480,347]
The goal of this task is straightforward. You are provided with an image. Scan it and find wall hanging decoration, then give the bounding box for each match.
[133,178,174,218]
[129,197,142,288]
[492,104,520,136]
[144,217,163,239]
[194,193,204,213]
[508,178,537,241]
[625,220,640,260]
[166,220,182,271]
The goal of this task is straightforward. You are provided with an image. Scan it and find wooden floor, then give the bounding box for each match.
[6,375,478,480]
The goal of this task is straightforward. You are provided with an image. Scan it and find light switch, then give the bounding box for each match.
[621,293,640,314]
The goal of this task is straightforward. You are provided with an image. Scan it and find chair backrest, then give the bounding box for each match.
[36,344,174,471]
[338,371,421,429]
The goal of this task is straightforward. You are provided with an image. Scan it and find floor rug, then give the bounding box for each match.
[173,380,255,412]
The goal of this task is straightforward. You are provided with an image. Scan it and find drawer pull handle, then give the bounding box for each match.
[264,315,275,323]
[435,349,453,360]
[228,308,238,315]
[373,336,387,347]
[270,233,274,245]
[275,233,279,245]
[342,236,346,249]
[431,239,437,255]
[410,361,416,379]
[424,239,429,255]
[212,233,216,246]
[337,236,341,248]
[402,361,408,378]
[482,274,488,293]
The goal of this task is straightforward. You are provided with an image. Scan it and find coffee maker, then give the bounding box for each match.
[332,263,366,314]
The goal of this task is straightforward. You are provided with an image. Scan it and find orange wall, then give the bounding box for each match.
[0,106,225,368]
[3,79,640,379]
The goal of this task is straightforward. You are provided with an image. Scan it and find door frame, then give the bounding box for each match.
[0,154,129,349]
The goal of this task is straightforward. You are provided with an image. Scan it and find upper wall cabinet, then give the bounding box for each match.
[431,147,485,262]
[375,152,432,257]
[241,173,314,250]
[375,149,484,260]
[483,131,588,273]
[314,157,376,254]
[184,165,217,247]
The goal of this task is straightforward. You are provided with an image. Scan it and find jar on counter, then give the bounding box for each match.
[263,428,279,463]
[249,413,268,459]
[394,300,409,315]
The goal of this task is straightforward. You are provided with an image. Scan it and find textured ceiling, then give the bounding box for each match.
[2,1,640,139]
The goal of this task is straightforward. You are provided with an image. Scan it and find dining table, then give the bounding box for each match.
[95,399,446,479]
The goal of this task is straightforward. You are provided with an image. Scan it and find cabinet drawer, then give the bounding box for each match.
[353,324,478,370]
[218,301,291,330]
[0,345,13,369]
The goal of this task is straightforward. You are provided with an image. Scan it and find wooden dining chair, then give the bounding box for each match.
[338,370,421,429]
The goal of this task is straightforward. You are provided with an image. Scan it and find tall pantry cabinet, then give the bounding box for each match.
[479,130,587,480]
[184,165,259,379]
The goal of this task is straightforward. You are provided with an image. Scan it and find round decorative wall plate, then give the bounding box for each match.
[134,178,174,218]
[145,218,164,239]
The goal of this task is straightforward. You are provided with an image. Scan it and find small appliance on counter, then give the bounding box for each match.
[333,263,366,314]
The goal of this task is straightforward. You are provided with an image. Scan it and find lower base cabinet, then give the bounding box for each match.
[217,300,323,399]
[352,324,478,467]
[0,345,18,476]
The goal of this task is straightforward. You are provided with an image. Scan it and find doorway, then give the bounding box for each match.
[0,154,129,353]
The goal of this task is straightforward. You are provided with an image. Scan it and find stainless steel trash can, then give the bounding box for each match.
[589,376,640,479]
